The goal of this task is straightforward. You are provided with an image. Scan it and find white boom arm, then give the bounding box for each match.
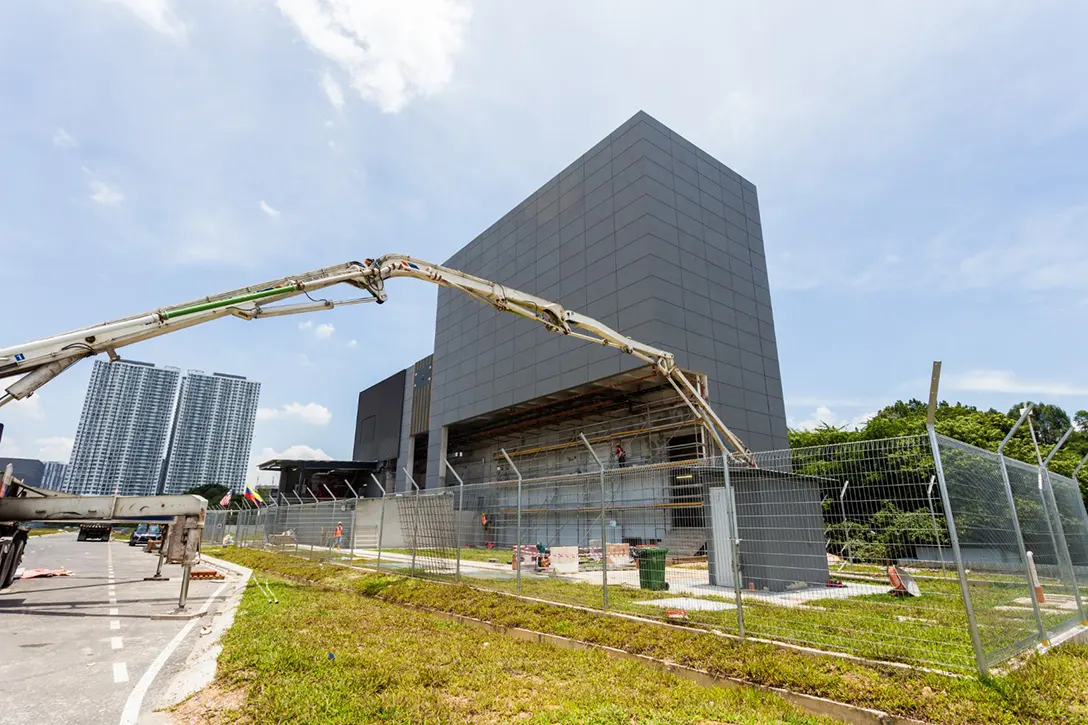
[0,254,754,464]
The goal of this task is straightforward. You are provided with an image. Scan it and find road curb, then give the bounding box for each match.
[145,555,251,721]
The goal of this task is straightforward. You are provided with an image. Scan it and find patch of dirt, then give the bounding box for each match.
[168,683,246,725]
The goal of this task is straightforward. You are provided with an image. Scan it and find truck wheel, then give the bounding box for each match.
[1,536,26,589]
[0,542,13,590]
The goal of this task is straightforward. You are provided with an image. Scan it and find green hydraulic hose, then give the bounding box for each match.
[160,284,300,320]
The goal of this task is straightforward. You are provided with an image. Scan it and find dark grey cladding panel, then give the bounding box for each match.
[353,368,407,463]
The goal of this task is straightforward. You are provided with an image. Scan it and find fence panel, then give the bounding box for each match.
[381,435,989,673]
[1004,457,1083,638]
[934,434,1046,669]
[396,490,459,578]
[738,436,971,672]
[1042,469,1088,622]
[193,432,1087,677]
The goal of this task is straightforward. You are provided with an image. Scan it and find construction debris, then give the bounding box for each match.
[190,569,226,581]
[19,568,71,579]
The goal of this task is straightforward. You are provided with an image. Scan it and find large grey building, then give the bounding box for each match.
[64,360,180,496]
[0,457,44,488]
[161,371,260,494]
[353,111,787,494]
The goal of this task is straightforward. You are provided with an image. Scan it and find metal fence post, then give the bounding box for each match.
[998,404,1049,645]
[1027,418,1062,564]
[579,433,607,610]
[1041,426,1086,622]
[926,361,987,677]
[404,468,421,576]
[501,449,522,596]
[370,473,387,573]
[838,480,852,563]
[925,476,947,572]
[445,460,466,579]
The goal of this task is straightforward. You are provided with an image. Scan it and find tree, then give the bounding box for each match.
[182,483,231,505]
[1007,401,1071,445]
[1075,410,1088,432]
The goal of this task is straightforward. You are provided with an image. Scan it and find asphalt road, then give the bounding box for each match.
[0,532,235,725]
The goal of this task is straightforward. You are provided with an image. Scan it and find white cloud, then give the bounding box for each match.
[1,391,45,421]
[259,200,281,217]
[247,443,333,485]
[320,69,345,109]
[276,0,472,113]
[298,320,334,339]
[169,209,258,265]
[36,436,73,463]
[52,128,77,149]
[347,339,357,348]
[297,353,315,367]
[257,402,332,425]
[789,406,876,432]
[0,436,22,459]
[104,0,188,43]
[945,370,1088,397]
[89,179,125,206]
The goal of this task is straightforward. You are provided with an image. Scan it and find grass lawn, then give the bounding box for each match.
[208,547,1088,725]
[200,573,836,724]
[27,526,74,537]
[355,549,1085,674]
[384,546,515,565]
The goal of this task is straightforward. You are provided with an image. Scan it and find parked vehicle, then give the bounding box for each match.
[129,523,162,547]
[77,523,112,542]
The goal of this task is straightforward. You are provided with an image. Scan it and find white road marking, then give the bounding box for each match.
[113,662,129,683]
[108,588,116,596]
[111,637,123,650]
[119,580,231,725]
[110,607,119,616]
[110,598,117,605]
[110,620,120,630]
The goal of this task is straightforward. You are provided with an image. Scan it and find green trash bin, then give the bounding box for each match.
[638,547,669,591]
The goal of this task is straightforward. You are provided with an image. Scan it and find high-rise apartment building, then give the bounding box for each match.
[64,360,180,496]
[161,371,260,494]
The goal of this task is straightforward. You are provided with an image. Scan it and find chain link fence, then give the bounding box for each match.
[199,430,1088,677]
[203,499,360,563]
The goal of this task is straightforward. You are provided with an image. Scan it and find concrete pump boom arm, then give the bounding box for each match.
[0,254,754,464]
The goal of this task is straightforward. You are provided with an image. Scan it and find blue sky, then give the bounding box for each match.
[1,1,1086,482]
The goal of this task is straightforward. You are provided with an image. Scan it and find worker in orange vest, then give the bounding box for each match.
[332,521,343,551]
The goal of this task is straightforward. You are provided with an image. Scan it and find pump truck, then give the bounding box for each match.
[0,254,755,588]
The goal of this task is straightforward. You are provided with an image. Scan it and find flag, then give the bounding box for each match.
[219,490,232,507]
[244,483,264,505]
